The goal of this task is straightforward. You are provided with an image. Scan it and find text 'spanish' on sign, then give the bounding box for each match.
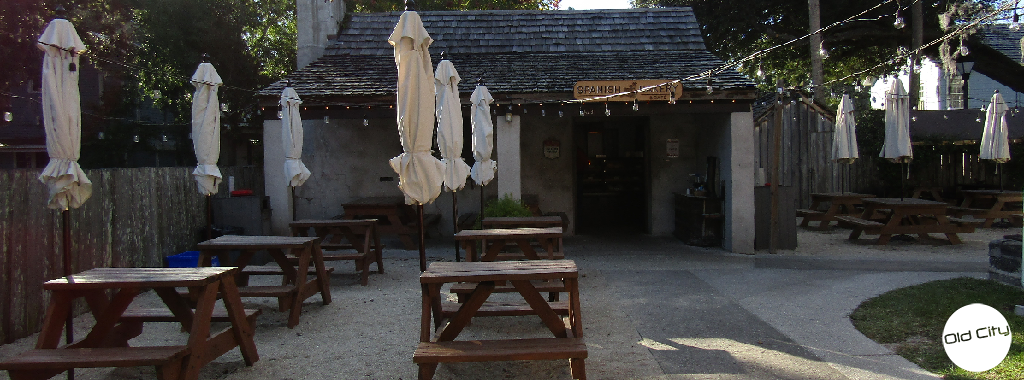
[574,80,681,102]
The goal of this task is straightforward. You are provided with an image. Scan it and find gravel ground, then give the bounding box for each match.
[0,222,1015,380]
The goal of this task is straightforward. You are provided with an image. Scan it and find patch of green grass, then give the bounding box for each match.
[850,277,1024,379]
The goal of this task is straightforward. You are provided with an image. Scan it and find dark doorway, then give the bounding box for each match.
[574,117,649,234]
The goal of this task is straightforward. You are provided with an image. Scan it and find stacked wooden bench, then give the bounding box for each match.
[414,338,588,380]
[0,346,192,380]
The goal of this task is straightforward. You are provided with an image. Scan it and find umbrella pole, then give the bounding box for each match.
[62,209,74,380]
[453,191,460,262]
[206,195,213,240]
[418,204,426,272]
[290,186,296,221]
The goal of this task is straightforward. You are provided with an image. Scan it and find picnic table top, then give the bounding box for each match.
[343,196,407,206]
[454,227,562,239]
[483,216,563,223]
[961,190,1023,197]
[289,219,377,227]
[197,235,318,249]
[810,192,876,199]
[862,198,950,207]
[44,267,237,290]
[421,260,578,283]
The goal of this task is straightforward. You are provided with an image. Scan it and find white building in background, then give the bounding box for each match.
[871,24,1024,110]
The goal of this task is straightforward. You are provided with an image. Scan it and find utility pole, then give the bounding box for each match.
[910,0,923,108]
[809,0,824,103]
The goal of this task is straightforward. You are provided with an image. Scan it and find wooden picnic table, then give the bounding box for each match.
[835,198,978,245]
[454,227,563,262]
[341,196,420,250]
[949,190,1023,228]
[0,267,259,380]
[197,235,331,328]
[289,219,383,286]
[797,192,875,230]
[414,260,586,380]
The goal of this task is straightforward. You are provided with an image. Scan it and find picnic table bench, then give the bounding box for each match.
[951,190,1023,227]
[0,267,259,380]
[197,235,331,328]
[289,219,383,286]
[797,192,875,230]
[836,198,977,245]
[415,260,586,380]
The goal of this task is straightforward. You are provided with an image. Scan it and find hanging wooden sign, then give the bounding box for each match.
[574,80,681,102]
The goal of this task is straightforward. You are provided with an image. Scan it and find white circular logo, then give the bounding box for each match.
[942,303,1011,372]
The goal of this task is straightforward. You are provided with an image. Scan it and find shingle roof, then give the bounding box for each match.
[978,24,1024,63]
[327,8,706,55]
[261,8,755,99]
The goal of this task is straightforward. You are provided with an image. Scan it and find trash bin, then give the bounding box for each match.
[166,251,220,268]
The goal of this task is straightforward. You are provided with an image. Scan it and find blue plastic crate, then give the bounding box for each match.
[166,251,219,268]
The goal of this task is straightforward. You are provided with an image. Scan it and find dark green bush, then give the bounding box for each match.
[482,194,533,218]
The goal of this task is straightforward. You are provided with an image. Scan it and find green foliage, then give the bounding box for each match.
[483,194,534,217]
[850,278,1024,379]
[631,0,1001,92]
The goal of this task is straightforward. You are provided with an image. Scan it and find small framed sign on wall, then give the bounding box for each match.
[666,139,679,158]
[544,138,560,159]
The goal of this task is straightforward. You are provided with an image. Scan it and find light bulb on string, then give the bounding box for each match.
[959,38,970,55]
[579,104,585,117]
[605,102,611,116]
[558,109,564,118]
[818,41,829,59]
[706,77,714,95]
[633,99,639,111]
[324,115,329,124]
[3,111,11,122]
[669,88,676,104]
[755,66,764,78]
[363,115,369,126]
[1011,14,1021,31]
[277,110,283,119]
[894,11,905,29]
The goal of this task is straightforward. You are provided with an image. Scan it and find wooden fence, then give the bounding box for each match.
[756,100,1020,208]
[756,100,879,209]
[0,166,263,343]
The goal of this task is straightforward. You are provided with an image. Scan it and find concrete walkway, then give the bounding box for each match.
[567,234,986,380]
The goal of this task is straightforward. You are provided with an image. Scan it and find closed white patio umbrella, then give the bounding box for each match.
[435,58,469,261]
[470,84,496,187]
[880,78,912,163]
[389,3,444,271]
[435,59,470,192]
[281,86,311,188]
[881,78,912,197]
[832,93,859,164]
[37,11,89,368]
[191,60,223,196]
[980,91,1010,189]
[832,93,858,193]
[980,91,1010,163]
[38,17,91,211]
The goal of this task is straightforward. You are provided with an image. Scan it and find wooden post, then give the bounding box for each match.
[62,209,74,380]
[770,80,784,254]
[453,191,460,262]
[808,0,824,103]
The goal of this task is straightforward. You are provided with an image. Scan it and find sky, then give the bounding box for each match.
[558,0,632,10]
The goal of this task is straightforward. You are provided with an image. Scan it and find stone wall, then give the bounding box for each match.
[989,234,1023,288]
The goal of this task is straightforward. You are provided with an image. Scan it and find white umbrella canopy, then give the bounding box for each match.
[832,93,859,163]
[37,18,92,210]
[880,78,912,163]
[191,62,223,195]
[980,92,1010,163]
[470,85,496,186]
[388,10,444,205]
[435,59,470,192]
[281,87,311,187]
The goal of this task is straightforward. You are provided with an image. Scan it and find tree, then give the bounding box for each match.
[631,0,1001,93]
